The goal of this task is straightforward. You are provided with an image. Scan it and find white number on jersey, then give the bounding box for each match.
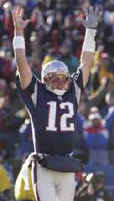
[46,101,75,132]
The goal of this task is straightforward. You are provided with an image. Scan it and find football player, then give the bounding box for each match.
[12,6,98,201]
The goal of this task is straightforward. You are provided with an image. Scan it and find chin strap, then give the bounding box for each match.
[46,86,67,96]
[53,89,67,96]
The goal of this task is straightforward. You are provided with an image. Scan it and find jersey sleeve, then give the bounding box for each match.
[71,66,84,105]
[15,74,39,109]
[71,66,84,91]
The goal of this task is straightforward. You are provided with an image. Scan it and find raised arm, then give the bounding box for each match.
[12,7,32,89]
[81,7,98,87]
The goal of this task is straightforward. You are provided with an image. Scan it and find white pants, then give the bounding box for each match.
[34,164,76,201]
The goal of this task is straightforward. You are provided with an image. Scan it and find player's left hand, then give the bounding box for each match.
[0,0,8,7]
[12,6,30,34]
[82,6,99,29]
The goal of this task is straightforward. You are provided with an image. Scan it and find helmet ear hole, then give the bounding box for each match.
[44,76,47,82]
[44,75,50,83]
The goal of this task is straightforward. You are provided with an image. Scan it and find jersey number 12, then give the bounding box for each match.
[46,101,75,132]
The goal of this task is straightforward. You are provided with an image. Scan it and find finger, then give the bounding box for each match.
[20,8,24,18]
[80,14,84,21]
[12,6,21,27]
[0,0,8,7]
[88,6,94,15]
[12,7,17,22]
[16,6,21,16]
[95,6,99,16]
[12,6,20,18]
[12,6,22,21]
[12,6,19,18]
[83,8,89,17]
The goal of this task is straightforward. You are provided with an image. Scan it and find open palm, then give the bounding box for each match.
[83,6,99,29]
[12,6,30,33]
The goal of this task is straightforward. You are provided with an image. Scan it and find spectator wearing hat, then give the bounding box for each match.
[105,92,114,163]
[83,107,109,165]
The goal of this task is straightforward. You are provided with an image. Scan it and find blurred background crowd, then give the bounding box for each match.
[0,0,114,200]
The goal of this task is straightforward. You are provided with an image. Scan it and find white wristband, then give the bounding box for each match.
[82,28,96,53]
[13,36,25,50]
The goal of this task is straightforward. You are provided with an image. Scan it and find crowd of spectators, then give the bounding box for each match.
[0,0,114,200]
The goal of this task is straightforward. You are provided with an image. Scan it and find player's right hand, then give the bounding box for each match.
[82,6,99,29]
[12,6,30,35]
[0,0,8,7]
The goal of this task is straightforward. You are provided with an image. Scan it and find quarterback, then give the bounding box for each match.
[12,6,98,201]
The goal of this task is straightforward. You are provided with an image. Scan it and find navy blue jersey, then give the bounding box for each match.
[16,67,84,155]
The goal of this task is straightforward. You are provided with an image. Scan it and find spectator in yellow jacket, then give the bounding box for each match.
[0,163,11,193]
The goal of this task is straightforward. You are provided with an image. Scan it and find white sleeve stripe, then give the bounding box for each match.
[31,82,38,107]
[73,81,81,105]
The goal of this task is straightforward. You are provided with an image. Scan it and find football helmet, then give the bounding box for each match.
[41,60,71,95]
